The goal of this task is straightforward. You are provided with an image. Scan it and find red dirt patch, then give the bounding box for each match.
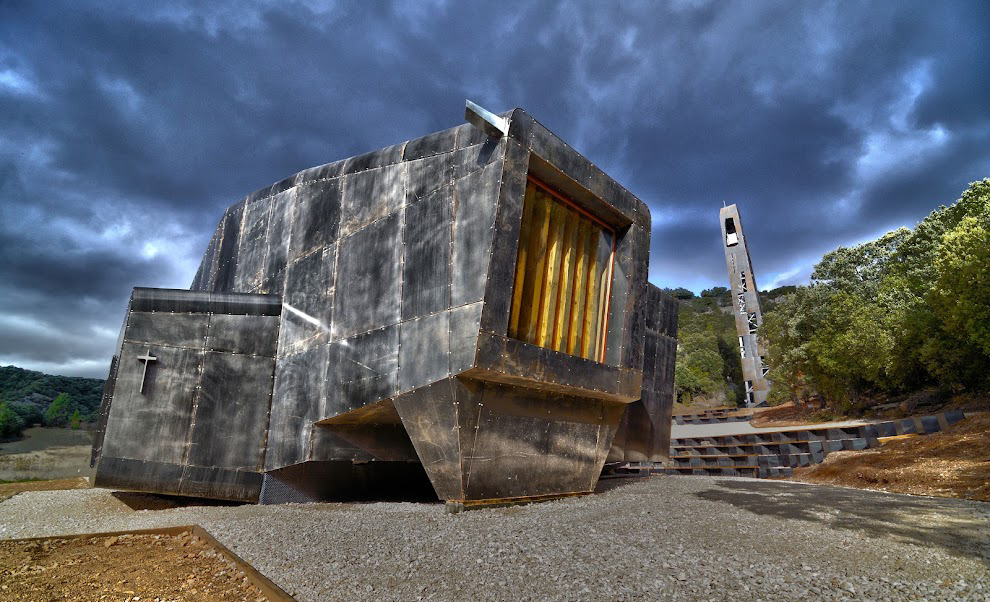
[0,531,278,602]
[0,477,89,503]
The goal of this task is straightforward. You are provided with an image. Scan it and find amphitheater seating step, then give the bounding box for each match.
[661,411,965,480]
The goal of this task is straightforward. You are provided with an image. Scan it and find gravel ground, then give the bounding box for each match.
[1,476,988,602]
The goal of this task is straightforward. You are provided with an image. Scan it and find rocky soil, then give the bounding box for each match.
[0,531,273,601]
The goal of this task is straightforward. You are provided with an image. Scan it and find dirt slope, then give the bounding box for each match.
[791,413,990,501]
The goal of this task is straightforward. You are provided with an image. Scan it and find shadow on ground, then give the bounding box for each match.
[111,492,248,511]
[695,479,990,564]
[595,476,657,494]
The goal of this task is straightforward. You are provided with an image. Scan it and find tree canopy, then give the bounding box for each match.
[673,295,745,405]
[762,179,990,404]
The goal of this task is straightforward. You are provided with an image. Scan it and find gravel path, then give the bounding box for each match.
[671,419,869,439]
[2,476,988,601]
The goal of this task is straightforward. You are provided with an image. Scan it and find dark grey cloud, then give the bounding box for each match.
[0,0,987,377]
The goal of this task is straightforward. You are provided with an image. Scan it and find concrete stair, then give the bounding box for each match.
[661,411,965,479]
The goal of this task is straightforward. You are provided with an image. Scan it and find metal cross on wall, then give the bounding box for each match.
[137,349,157,394]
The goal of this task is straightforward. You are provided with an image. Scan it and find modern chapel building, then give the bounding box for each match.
[91,103,678,509]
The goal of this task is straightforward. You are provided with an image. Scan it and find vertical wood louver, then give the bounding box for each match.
[508,177,614,361]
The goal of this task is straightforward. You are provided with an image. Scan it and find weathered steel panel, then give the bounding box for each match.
[178,465,263,501]
[288,179,339,264]
[398,311,449,393]
[403,127,457,161]
[609,284,678,464]
[191,226,222,290]
[207,314,280,357]
[93,456,185,494]
[340,163,404,237]
[278,246,334,355]
[405,153,452,206]
[454,121,491,150]
[457,381,622,501]
[125,312,209,350]
[310,423,419,463]
[263,190,294,281]
[392,379,467,500]
[342,142,404,174]
[187,352,275,471]
[451,161,502,306]
[294,160,345,187]
[234,197,272,291]
[325,324,399,417]
[130,288,210,314]
[449,301,482,375]
[401,187,451,320]
[212,203,243,292]
[266,344,328,471]
[333,212,402,339]
[102,342,202,465]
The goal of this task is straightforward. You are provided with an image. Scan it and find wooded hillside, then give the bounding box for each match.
[0,366,105,437]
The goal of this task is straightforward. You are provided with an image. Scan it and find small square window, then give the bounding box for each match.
[725,218,738,246]
[507,177,615,362]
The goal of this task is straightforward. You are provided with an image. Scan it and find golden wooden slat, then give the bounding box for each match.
[593,264,610,360]
[508,185,537,339]
[552,208,580,351]
[538,201,566,348]
[508,177,615,362]
[519,189,552,344]
[566,219,590,355]
[581,228,601,360]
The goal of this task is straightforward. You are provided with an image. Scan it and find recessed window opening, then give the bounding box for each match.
[747,312,758,334]
[737,292,746,314]
[738,336,746,359]
[740,270,748,292]
[507,176,616,362]
[725,218,738,246]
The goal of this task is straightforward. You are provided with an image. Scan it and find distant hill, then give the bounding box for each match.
[662,285,796,408]
[0,366,105,424]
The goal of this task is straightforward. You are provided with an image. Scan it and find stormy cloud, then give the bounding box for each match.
[1,0,988,376]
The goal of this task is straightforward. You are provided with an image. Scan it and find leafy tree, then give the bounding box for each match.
[931,217,990,355]
[0,402,25,438]
[762,179,990,405]
[44,393,76,428]
[812,228,910,295]
[70,409,82,430]
[8,402,43,428]
[674,296,744,404]
[666,287,695,300]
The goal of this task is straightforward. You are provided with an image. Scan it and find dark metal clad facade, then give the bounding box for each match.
[93,107,676,506]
